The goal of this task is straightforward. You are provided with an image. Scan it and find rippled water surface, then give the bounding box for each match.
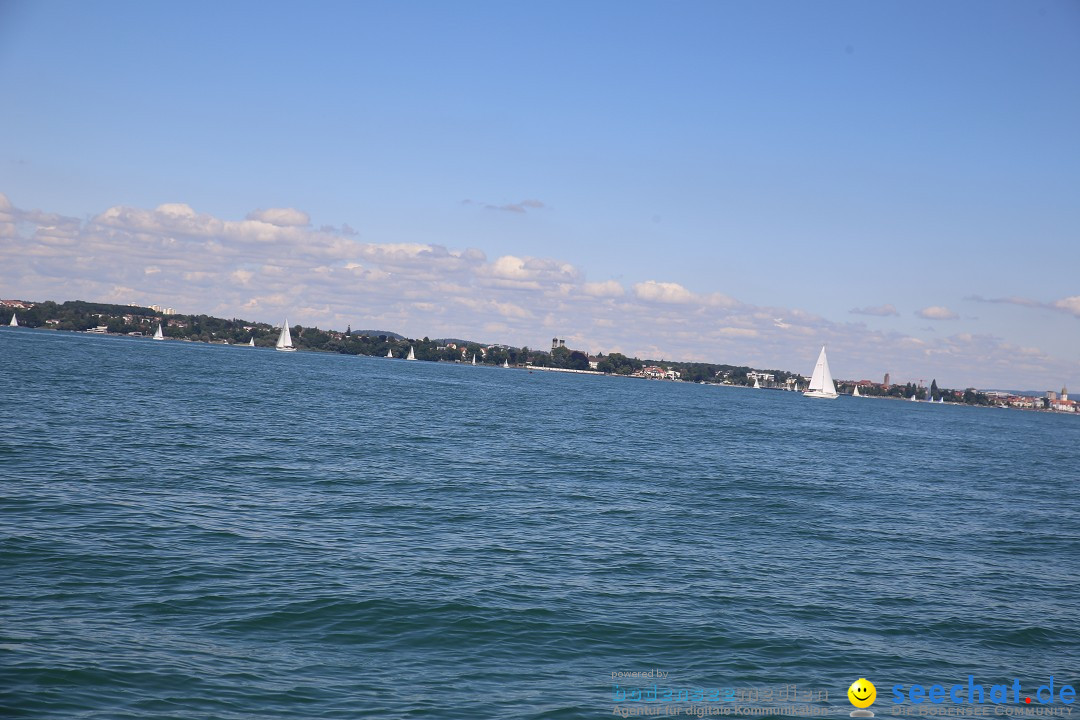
[2,329,1078,718]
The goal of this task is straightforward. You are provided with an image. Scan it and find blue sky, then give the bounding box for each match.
[2,0,1078,388]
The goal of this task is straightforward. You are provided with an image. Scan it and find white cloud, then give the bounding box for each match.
[1051,296,1080,318]
[850,304,899,317]
[477,255,578,290]
[631,280,738,308]
[582,280,624,298]
[633,280,695,304]
[245,207,311,227]
[475,199,546,214]
[916,306,959,320]
[968,294,1080,320]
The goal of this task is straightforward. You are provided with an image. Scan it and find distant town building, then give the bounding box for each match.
[884,372,891,387]
[1046,390,1058,401]
[1062,385,1069,402]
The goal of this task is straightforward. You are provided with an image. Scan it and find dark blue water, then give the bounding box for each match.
[2,329,1078,719]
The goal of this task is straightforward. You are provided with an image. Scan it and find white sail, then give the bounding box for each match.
[503,358,509,368]
[153,324,164,340]
[248,337,255,347]
[752,376,760,389]
[406,345,416,360]
[275,318,296,352]
[853,385,861,397]
[471,354,476,365]
[386,348,394,358]
[9,313,18,327]
[803,346,838,399]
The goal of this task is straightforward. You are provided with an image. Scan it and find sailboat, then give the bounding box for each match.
[386,348,394,358]
[909,393,918,401]
[406,345,416,360]
[248,337,255,347]
[853,385,861,397]
[8,313,18,327]
[471,354,476,366]
[938,397,945,404]
[503,358,509,368]
[153,324,164,340]
[275,319,296,352]
[803,346,839,399]
[752,376,761,389]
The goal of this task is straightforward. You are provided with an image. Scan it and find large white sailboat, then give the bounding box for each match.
[153,324,164,340]
[386,348,394,358]
[8,313,18,327]
[406,345,416,360]
[803,346,838,399]
[275,319,296,352]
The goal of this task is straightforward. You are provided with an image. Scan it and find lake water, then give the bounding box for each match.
[2,329,1077,719]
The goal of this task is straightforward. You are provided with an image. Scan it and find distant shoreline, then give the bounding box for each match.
[2,298,1075,416]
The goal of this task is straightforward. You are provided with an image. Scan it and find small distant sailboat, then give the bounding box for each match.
[471,354,476,366]
[803,346,838,399]
[853,385,861,397]
[406,345,416,361]
[752,376,761,389]
[503,358,509,368]
[386,348,394,358]
[909,393,918,401]
[8,313,18,327]
[275,319,296,352]
[248,337,255,347]
[153,324,164,340]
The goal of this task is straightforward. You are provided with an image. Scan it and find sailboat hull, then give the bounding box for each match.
[803,389,838,399]
[275,346,297,352]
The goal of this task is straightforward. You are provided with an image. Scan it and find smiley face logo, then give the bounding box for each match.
[848,678,876,709]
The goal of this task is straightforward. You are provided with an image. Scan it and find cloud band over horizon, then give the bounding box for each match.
[0,192,1074,389]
